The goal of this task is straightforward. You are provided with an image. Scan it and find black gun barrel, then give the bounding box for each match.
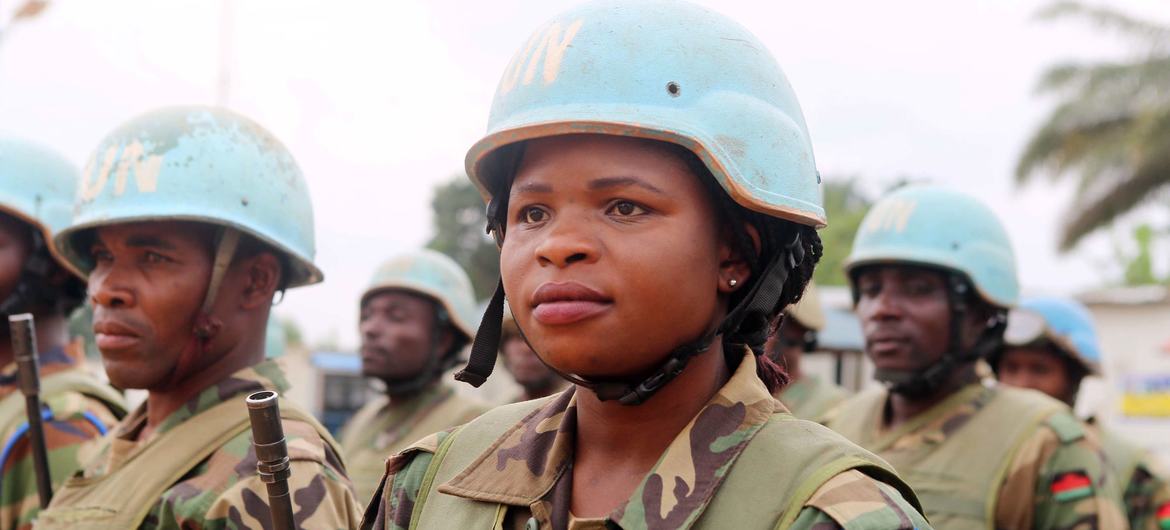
[246,390,295,530]
[10,313,53,508]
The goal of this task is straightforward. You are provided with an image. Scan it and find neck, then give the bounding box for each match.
[523,379,565,401]
[144,333,265,433]
[385,377,439,404]
[0,311,69,368]
[885,361,978,429]
[574,342,732,476]
[781,350,803,382]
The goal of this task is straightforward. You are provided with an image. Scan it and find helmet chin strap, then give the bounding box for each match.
[166,227,240,388]
[875,273,1005,399]
[456,230,804,406]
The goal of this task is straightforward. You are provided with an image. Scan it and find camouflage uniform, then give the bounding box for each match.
[826,383,1128,529]
[774,375,847,421]
[1086,419,1170,530]
[339,384,487,504]
[361,353,931,530]
[0,342,124,530]
[35,360,361,529]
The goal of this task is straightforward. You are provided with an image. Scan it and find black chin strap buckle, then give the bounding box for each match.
[616,356,690,406]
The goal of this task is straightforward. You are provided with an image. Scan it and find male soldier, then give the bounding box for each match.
[765,281,847,419]
[0,138,126,530]
[338,249,488,503]
[993,297,1170,530]
[825,184,1127,529]
[499,310,565,402]
[33,106,361,529]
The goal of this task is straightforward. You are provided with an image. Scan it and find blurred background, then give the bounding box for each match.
[2,0,1168,454]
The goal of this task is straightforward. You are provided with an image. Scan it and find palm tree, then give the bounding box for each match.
[1016,1,1170,251]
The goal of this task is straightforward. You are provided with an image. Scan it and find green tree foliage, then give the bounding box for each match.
[426,175,499,300]
[814,179,873,286]
[1017,1,1170,250]
[1112,223,1168,285]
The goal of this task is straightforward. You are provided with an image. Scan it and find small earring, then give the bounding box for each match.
[728,278,738,287]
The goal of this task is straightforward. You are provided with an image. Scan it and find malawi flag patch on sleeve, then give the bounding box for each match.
[1156,501,1170,530]
[1050,471,1093,502]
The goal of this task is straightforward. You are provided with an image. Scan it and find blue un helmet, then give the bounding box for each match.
[844,185,1019,395]
[0,137,86,314]
[55,106,321,372]
[455,0,823,405]
[998,297,1101,376]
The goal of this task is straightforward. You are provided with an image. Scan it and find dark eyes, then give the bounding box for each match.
[516,200,649,226]
[608,200,646,217]
[519,206,549,224]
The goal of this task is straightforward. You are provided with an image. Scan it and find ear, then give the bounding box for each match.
[238,253,282,310]
[434,325,457,359]
[718,223,759,294]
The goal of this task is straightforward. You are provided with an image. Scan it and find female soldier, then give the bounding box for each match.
[362,1,930,529]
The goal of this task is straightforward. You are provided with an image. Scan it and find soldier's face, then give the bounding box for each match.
[359,290,445,383]
[997,346,1076,403]
[764,317,810,366]
[0,213,32,304]
[87,221,214,389]
[854,265,954,373]
[500,134,729,380]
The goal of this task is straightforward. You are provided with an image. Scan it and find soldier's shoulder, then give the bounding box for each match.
[801,469,931,529]
[995,386,1085,444]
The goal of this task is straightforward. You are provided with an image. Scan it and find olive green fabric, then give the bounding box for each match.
[35,394,336,530]
[774,376,847,421]
[339,384,488,504]
[827,384,1124,529]
[363,353,930,530]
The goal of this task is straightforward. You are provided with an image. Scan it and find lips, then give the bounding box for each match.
[93,320,142,352]
[530,281,613,325]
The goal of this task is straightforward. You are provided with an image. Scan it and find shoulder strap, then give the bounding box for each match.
[37,391,326,530]
[408,425,463,530]
[40,370,128,417]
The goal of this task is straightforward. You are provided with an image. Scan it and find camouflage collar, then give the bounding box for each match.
[440,352,778,530]
[0,343,82,398]
[116,359,291,439]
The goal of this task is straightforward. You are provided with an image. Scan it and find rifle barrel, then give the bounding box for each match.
[10,313,53,508]
[246,390,295,530]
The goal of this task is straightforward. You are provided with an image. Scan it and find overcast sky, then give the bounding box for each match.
[2,0,1166,349]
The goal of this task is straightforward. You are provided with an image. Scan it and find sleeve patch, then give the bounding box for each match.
[1050,470,1094,502]
[1155,501,1170,530]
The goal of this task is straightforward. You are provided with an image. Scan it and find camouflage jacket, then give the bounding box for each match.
[774,375,848,421]
[48,360,361,529]
[0,343,124,530]
[826,383,1128,529]
[1087,420,1170,530]
[338,383,488,504]
[362,353,931,530]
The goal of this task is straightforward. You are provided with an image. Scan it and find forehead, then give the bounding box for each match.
[511,134,697,190]
[855,263,945,282]
[93,220,214,250]
[361,289,436,313]
[0,211,31,240]
[1001,345,1064,365]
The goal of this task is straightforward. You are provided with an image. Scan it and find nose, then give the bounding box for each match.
[88,268,135,309]
[859,286,904,323]
[534,217,600,268]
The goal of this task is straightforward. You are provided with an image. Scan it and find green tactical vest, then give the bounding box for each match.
[397,399,922,530]
[828,385,1076,530]
[0,369,127,439]
[32,392,338,530]
[341,388,487,504]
